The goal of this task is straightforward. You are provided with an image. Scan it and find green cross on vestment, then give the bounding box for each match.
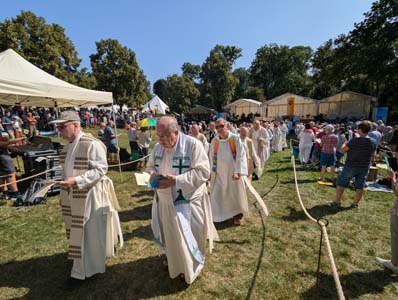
[172,158,190,204]
[172,158,190,174]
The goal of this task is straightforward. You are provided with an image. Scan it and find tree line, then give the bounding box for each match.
[0,0,396,118]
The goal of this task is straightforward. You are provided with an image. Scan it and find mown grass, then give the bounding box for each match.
[0,131,397,300]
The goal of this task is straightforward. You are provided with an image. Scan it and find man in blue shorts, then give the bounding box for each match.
[329,121,377,208]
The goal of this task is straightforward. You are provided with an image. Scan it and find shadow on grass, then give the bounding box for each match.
[119,204,152,222]
[280,179,316,184]
[214,220,236,231]
[282,205,353,222]
[301,269,397,300]
[266,166,293,173]
[130,190,153,198]
[123,224,153,242]
[0,253,187,300]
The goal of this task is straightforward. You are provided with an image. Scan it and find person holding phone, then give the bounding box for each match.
[375,169,398,274]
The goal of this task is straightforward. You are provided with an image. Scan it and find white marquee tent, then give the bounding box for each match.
[224,98,262,116]
[0,49,113,107]
[141,95,169,114]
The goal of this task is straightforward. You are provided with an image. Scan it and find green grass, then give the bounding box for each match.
[1,131,397,300]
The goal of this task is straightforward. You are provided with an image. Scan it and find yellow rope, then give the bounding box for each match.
[0,153,151,189]
[291,153,345,300]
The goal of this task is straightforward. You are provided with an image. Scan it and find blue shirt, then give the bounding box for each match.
[1,116,12,131]
[104,126,117,147]
[368,130,382,146]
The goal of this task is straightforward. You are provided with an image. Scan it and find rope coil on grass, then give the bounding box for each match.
[291,151,345,300]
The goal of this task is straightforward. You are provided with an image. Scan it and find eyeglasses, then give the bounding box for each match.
[215,124,225,129]
[56,123,75,130]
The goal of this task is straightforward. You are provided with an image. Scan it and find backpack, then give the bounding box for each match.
[14,179,47,207]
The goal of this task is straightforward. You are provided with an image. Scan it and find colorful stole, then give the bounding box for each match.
[212,135,237,172]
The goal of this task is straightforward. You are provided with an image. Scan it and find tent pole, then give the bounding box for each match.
[111,101,122,180]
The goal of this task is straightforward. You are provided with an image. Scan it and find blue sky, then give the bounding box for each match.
[0,0,374,86]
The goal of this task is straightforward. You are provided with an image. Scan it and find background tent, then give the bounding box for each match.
[262,93,318,120]
[188,105,216,115]
[224,99,262,116]
[318,91,377,120]
[0,49,113,107]
[141,95,169,114]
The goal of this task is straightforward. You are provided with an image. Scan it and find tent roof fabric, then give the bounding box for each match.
[141,95,169,114]
[188,105,216,114]
[265,93,318,104]
[225,98,262,108]
[320,91,377,102]
[0,49,113,107]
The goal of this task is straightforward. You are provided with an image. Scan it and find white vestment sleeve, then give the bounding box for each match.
[75,142,108,190]
[235,136,248,176]
[175,140,210,194]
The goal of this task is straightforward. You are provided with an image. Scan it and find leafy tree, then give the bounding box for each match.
[199,45,241,110]
[153,79,168,101]
[233,67,251,99]
[0,11,81,83]
[243,86,266,102]
[181,63,201,82]
[90,39,150,106]
[250,44,313,99]
[164,74,200,113]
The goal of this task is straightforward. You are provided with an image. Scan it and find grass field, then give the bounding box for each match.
[0,129,397,300]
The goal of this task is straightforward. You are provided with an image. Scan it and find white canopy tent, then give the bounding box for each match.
[0,49,113,107]
[0,49,125,176]
[224,98,262,116]
[141,95,169,114]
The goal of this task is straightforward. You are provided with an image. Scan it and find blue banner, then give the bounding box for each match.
[374,107,388,124]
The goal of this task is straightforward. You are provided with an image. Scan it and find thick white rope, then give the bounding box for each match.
[290,148,345,300]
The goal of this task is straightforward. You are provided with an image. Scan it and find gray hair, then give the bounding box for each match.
[158,116,179,133]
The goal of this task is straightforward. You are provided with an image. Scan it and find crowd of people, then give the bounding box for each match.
[2,105,398,287]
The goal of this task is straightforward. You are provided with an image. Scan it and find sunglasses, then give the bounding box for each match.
[215,124,225,129]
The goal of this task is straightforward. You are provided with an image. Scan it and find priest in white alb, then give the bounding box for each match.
[52,111,123,288]
[210,118,248,225]
[249,120,269,178]
[146,116,218,284]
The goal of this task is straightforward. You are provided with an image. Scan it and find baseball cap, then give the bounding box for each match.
[49,111,80,124]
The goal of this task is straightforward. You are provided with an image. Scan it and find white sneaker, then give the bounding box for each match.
[375,257,398,274]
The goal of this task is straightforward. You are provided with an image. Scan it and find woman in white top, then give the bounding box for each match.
[298,123,315,166]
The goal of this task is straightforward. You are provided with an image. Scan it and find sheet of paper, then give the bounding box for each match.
[31,182,56,198]
[243,176,269,216]
[135,172,151,186]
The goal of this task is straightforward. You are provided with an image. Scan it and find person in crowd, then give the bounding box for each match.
[335,127,347,168]
[249,120,269,178]
[280,121,288,150]
[0,138,21,199]
[271,122,282,152]
[146,116,218,284]
[368,122,382,148]
[137,126,152,168]
[26,112,37,138]
[98,122,106,143]
[190,124,209,154]
[240,126,259,182]
[209,118,248,225]
[51,111,123,287]
[127,121,139,155]
[319,125,338,182]
[376,169,398,274]
[298,123,314,167]
[2,111,14,139]
[104,121,118,154]
[205,121,217,144]
[329,121,377,208]
[11,115,24,146]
